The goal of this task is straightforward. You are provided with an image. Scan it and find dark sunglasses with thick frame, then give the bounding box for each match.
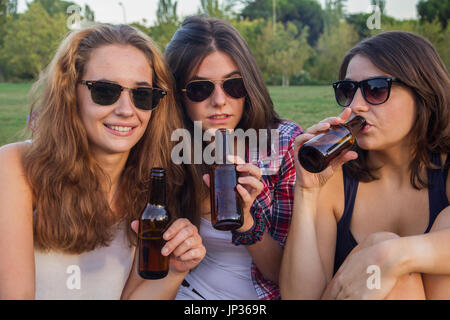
[332,76,403,108]
[181,77,247,102]
[79,80,167,110]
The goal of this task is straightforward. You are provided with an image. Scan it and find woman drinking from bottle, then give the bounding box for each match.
[280,31,450,300]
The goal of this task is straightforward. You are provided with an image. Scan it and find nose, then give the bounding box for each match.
[114,89,135,117]
[349,88,370,114]
[210,83,226,108]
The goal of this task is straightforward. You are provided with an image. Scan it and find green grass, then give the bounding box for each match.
[0,83,340,147]
[0,83,33,146]
[268,85,338,130]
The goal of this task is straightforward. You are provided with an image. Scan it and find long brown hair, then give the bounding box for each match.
[164,16,282,226]
[24,24,186,253]
[340,31,450,189]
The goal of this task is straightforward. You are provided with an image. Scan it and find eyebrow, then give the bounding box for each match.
[190,71,242,81]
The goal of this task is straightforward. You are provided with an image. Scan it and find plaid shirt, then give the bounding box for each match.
[237,120,303,300]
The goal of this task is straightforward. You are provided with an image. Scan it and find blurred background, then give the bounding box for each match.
[0,0,448,145]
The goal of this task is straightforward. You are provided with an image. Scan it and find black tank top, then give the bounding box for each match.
[334,153,449,275]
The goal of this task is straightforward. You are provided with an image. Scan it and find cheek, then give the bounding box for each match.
[184,100,207,121]
[137,110,152,130]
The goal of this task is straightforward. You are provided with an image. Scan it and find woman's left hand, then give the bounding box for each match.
[203,155,264,233]
[322,242,400,300]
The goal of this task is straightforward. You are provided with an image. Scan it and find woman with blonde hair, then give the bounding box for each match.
[0,23,205,299]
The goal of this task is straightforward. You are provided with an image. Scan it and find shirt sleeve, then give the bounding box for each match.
[267,122,303,247]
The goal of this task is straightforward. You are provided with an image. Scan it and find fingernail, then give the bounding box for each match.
[163,232,170,239]
[161,247,169,255]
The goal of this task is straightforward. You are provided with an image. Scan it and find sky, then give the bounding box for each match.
[17,0,420,25]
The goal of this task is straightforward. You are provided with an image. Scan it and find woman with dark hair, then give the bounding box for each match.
[280,31,450,299]
[0,23,205,299]
[164,15,303,300]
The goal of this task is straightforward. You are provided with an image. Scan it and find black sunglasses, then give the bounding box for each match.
[79,80,167,110]
[181,77,247,102]
[333,77,403,108]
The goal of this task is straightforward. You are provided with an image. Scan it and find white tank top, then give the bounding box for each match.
[34,223,135,300]
[175,218,259,300]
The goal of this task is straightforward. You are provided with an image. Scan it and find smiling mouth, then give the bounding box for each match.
[104,124,135,132]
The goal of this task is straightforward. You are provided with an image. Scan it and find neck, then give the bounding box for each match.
[367,142,415,186]
[91,150,130,204]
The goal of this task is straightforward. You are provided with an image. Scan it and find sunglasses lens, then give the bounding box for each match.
[334,81,357,107]
[363,79,390,105]
[90,82,122,105]
[186,81,214,102]
[223,78,246,99]
[132,88,153,110]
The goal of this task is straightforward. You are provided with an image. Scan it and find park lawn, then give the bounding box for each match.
[0,83,33,146]
[0,83,340,147]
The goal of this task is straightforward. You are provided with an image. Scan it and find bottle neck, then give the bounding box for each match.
[149,176,166,206]
[217,128,231,164]
[344,116,366,135]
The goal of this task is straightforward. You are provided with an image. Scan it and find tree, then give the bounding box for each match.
[371,0,385,14]
[323,0,347,32]
[0,1,68,80]
[241,0,324,46]
[417,0,450,29]
[31,0,75,16]
[83,4,94,22]
[308,20,358,82]
[198,0,238,20]
[255,21,313,85]
[150,0,181,51]
[345,11,397,40]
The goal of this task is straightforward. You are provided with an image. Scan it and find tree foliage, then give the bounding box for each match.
[241,0,324,45]
[252,21,313,85]
[0,1,67,80]
[0,0,448,83]
[417,0,450,29]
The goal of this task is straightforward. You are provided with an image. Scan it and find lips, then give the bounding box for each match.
[360,123,372,133]
[208,114,230,120]
[104,123,137,136]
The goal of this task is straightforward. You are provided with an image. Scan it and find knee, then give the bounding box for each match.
[430,206,450,233]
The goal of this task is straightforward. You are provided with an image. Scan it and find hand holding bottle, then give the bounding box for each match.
[203,155,264,233]
[294,108,359,190]
[132,218,206,275]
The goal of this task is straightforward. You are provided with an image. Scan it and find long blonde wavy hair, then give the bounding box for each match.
[24,24,186,254]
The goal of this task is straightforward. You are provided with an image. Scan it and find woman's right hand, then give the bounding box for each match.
[131,218,206,275]
[293,107,358,190]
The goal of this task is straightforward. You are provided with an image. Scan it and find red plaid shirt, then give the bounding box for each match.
[238,120,303,300]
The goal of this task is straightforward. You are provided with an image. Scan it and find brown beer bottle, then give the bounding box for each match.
[210,128,244,231]
[298,116,366,173]
[137,168,171,279]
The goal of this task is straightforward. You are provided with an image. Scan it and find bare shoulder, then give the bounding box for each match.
[318,166,345,222]
[0,141,32,196]
[0,142,30,176]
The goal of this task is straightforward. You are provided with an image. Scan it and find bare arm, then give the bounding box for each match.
[280,109,357,299]
[0,143,35,299]
[280,187,329,299]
